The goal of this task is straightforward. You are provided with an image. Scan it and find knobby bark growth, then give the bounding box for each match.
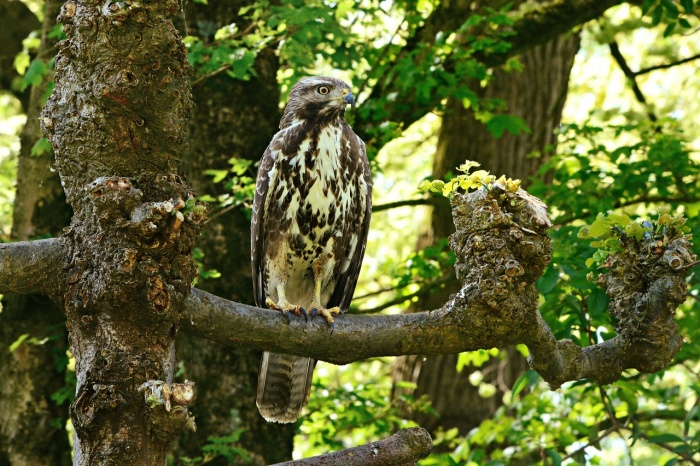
[392,28,581,436]
[37,0,205,463]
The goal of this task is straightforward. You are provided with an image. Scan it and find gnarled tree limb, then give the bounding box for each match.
[181,184,690,390]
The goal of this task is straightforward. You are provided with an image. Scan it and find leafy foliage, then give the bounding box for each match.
[578,207,690,269]
[417,161,521,197]
[174,429,253,465]
[296,360,432,458]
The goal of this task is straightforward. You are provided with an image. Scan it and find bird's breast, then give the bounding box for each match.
[270,125,364,266]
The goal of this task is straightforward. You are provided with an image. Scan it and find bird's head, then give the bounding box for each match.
[280,76,355,128]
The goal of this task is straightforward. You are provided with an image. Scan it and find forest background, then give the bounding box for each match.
[1,0,699,464]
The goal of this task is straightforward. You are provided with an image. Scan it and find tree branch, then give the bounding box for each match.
[608,40,658,122]
[272,427,432,466]
[181,287,468,364]
[633,52,700,76]
[0,238,66,296]
[182,184,691,390]
[487,0,624,65]
[372,197,443,213]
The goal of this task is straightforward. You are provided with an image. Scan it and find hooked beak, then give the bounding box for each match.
[343,91,355,109]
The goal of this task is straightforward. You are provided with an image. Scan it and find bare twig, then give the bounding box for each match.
[633,52,700,76]
[372,197,443,213]
[352,275,453,314]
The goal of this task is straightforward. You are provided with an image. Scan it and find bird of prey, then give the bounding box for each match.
[251,76,372,423]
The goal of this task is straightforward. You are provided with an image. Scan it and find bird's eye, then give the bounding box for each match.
[317,86,330,95]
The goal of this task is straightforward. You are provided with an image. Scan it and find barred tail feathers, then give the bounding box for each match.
[256,351,315,423]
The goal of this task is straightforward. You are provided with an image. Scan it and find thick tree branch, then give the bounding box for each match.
[0,238,66,296]
[488,0,624,65]
[183,184,691,390]
[181,287,468,365]
[272,427,432,466]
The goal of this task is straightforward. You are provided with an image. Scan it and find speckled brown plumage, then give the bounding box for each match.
[251,77,371,423]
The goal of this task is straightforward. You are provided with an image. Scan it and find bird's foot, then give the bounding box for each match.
[308,303,340,334]
[265,298,307,322]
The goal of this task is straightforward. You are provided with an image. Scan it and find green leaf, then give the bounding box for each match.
[335,0,354,20]
[537,266,560,294]
[30,137,53,157]
[205,169,228,183]
[230,50,256,80]
[417,180,433,192]
[684,405,699,433]
[680,0,694,12]
[663,22,677,37]
[678,17,692,28]
[606,212,631,226]
[545,448,562,466]
[661,0,680,17]
[9,334,29,352]
[485,114,531,138]
[21,59,48,91]
[510,370,538,403]
[587,288,609,317]
[48,24,66,40]
[587,217,612,238]
[648,433,684,444]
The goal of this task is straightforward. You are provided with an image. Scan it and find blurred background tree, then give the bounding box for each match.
[1,0,699,464]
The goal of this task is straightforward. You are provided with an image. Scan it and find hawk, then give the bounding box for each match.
[251,76,372,423]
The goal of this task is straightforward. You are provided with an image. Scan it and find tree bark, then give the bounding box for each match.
[0,0,72,463]
[40,0,205,463]
[172,1,294,464]
[273,427,432,466]
[392,30,580,436]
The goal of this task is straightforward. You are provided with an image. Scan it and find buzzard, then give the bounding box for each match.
[251,76,372,423]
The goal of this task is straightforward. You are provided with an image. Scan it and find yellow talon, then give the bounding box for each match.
[316,306,340,325]
[266,297,303,316]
